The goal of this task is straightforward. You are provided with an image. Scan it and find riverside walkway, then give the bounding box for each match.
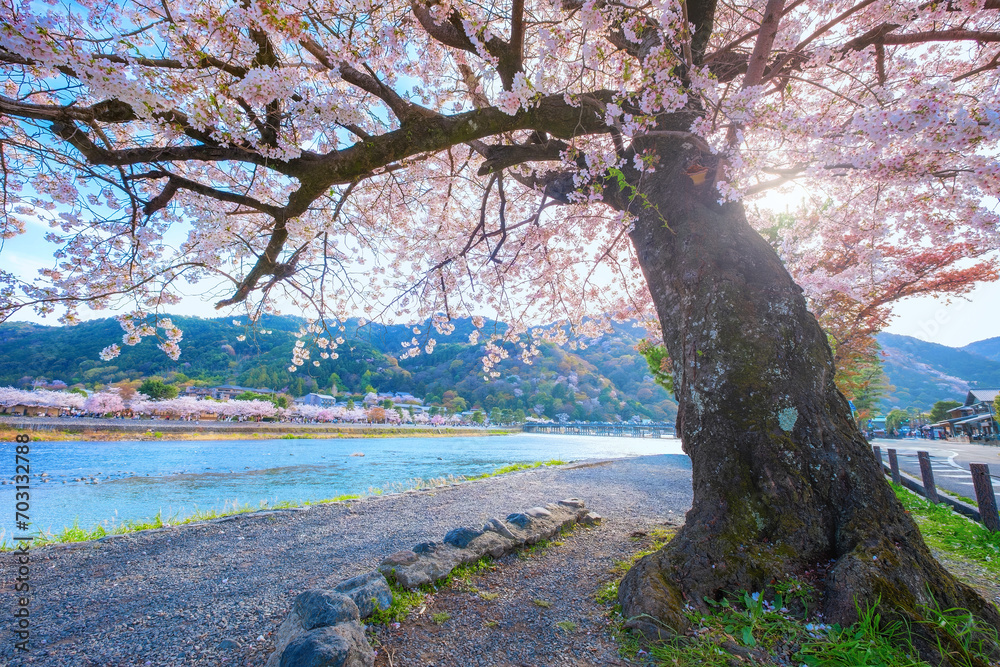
[523,421,676,438]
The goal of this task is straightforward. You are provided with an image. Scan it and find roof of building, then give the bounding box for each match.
[967,388,1000,405]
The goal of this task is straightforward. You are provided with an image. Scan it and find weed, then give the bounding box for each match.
[368,583,428,625]
[555,620,577,633]
[483,620,498,629]
[431,612,450,625]
[919,593,1000,667]
[595,581,619,605]
[532,598,552,609]
[478,591,499,601]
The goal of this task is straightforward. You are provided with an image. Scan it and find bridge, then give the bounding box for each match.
[522,422,676,438]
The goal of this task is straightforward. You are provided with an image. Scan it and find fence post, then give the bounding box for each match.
[917,451,938,504]
[872,445,882,470]
[970,463,1000,533]
[887,448,901,485]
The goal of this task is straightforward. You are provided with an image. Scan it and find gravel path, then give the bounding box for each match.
[2,454,693,666]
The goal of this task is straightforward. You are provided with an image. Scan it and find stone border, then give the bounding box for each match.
[266,498,601,667]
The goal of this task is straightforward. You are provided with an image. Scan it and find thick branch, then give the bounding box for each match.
[743,0,785,88]
[476,140,569,176]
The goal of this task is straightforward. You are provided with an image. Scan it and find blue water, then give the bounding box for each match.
[0,433,683,540]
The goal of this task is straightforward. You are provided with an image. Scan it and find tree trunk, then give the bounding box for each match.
[613,145,999,659]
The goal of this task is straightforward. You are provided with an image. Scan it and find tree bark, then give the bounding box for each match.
[613,142,1000,660]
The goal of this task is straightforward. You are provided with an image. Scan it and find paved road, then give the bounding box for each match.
[871,437,1000,505]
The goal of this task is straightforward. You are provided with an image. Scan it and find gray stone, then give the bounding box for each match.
[506,513,531,528]
[443,526,483,548]
[482,518,516,540]
[557,498,585,509]
[332,571,392,620]
[581,511,602,526]
[379,547,461,588]
[279,622,374,667]
[412,542,439,554]
[266,591,360,667]
[293,590,360,630]
[524,506,552,519]
[217,638,240,650]
[380,549,418,565]
[464,531,516,559]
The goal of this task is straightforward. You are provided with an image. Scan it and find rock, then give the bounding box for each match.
[266,591,360,667]
[524,506,552,519]
[581,511,602,526]
[412,542,439,554]
[379,548,461,589]
[217,638,240,650]
[380,549,419,565]
[464,531,516,559]
[279,622,374,667]
[557,498,585,508]
[443,526,483,548]
[482,518,516,540]
[332,571,392,620]
[293,590,360,630]
[506,513,531,529]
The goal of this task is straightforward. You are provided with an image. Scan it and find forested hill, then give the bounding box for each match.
[0,316,678,422]
[961,336,1000,362]
[876,332,1000,411]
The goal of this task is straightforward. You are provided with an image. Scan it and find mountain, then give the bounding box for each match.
[961,336,1000,362]
[876,332,1000,411]
[0,315,677,423]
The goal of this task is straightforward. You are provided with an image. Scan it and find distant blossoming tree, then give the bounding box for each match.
[2,0,1000,654]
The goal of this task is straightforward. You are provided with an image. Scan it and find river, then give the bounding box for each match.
[1,433,684,541]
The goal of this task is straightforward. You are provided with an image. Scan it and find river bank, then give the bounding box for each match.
[0,454,695,666]
[0,415,508,441]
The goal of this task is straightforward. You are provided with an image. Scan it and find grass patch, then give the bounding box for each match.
[555,620,577,633]
[610,526,677,577]
[469,459,567,480]
[595,580,619,605]
[431,612,450,625]
[478,591,499,601]
[368,582,429,625]
[532,598,552,608]
[892,483,1000,574]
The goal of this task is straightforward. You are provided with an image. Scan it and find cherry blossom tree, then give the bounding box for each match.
[83,391,125,416]
[2,0,1000,653]
[0,387,85,412]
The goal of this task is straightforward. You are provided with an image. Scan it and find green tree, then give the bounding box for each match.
[138,378,178,400]
[471,410,485,425]
[929,400,962,424]
[885,409,910,437]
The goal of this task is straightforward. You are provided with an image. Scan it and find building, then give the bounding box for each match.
[211,384,277,401]
[930,389,999,441]
[299,393,337,408]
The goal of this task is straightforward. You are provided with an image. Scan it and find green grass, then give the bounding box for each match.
[892,482,1000,574]
[431,612,451,624]
[532,598,552,608]
[555,620,577,632]
[468,459,567,479]
[368,582,429,625]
